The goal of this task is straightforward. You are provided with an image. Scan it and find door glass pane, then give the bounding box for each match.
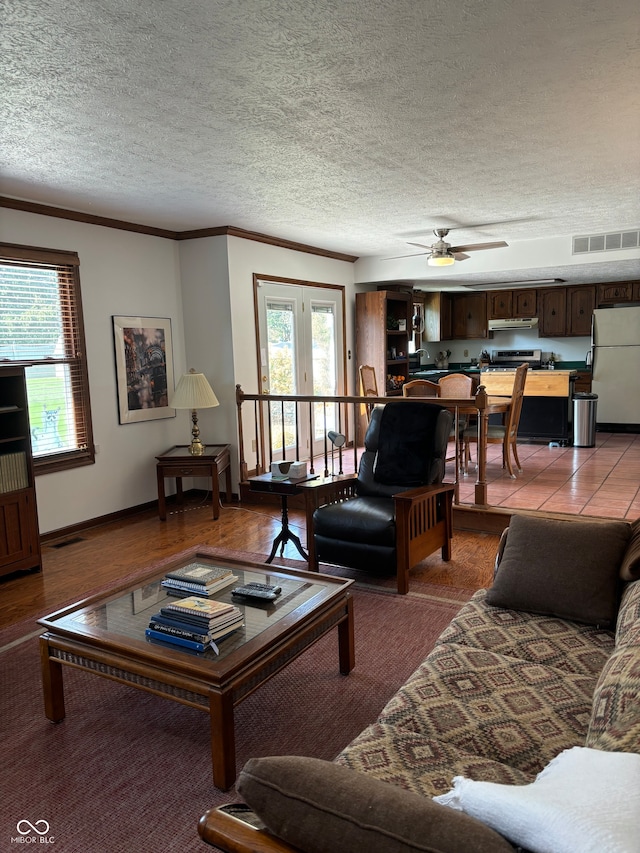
[311,304,337,438]
[266,300,297,453]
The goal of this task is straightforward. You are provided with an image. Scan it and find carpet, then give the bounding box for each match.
[0,550,464,853]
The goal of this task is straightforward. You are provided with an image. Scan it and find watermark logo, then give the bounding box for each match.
[11,820,54,844]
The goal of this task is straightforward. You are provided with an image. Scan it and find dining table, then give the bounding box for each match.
[437,386,512,505]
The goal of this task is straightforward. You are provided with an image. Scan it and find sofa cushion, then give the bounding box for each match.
[237,755,516,853]
[620,517,640,581]
[615,579,640,647]
[335,722,531,799]
[434,746,640,853]
[437,590,615,677]
[377,642,596,775]
[485,515,630,626]
[586,642,640,752]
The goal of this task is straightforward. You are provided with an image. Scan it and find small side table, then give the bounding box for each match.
[156,444,232,521]
[248,473,318,563]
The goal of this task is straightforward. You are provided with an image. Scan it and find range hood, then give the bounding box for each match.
[488,317,539,331]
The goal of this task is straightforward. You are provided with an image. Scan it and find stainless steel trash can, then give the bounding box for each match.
[573,393,598,447]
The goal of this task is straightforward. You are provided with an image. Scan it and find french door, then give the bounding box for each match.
[256,279,345,459]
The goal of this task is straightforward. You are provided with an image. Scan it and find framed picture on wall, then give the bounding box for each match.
[112,315,176,424]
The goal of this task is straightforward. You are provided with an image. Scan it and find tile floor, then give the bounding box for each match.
[453,432,640,521]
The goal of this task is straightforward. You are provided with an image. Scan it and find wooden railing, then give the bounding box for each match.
[235,384,497,506]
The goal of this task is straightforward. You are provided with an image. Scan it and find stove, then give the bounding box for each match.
[488,349,542,370]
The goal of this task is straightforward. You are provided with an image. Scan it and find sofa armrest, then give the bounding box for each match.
[198,805,301,853]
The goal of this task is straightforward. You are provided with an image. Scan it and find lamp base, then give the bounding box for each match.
[188,409,205,455]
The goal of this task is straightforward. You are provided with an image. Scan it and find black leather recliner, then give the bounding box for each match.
[312,402,455,594]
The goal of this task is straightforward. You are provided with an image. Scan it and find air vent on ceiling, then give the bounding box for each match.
[573,230,640,255]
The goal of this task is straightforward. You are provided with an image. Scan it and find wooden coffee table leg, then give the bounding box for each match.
[209,688,236,790]
[338,595,355,674]
[39,636,66,722]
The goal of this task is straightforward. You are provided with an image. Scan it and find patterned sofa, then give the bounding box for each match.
[199,515,640,853]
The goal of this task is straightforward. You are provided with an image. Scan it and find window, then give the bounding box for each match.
[0,243,94,473]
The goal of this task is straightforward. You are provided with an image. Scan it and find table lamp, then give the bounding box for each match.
[169,368,219,455]
[327,430,346,477]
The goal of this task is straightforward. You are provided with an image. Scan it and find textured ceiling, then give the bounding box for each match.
[1,0,639,286]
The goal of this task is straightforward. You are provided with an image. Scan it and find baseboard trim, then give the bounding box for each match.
[40,489,238,545]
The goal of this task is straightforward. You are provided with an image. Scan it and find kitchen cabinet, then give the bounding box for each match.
[597,281,635,304]
[355,290,412,396]
[487,289,537,319]
[538,287,567,338]
[0,365,41,576]
[566,285,596,336]
[423,291,452,342]
[634,282,640,301]
[574,370,592,393]
[450,293,487,339]
[482,369,576,445]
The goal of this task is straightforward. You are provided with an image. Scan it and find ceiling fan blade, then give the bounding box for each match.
[450,241,508,253]
[407,242,434,250]
[397,217,536,239]
[382,251,429,260]
[452,252,470,261]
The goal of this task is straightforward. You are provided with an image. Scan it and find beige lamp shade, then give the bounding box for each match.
[170,370,219,410]
[169,369,219,455]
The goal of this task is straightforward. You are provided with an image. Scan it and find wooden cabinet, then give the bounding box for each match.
[538,287,567,338]
[597,281,636,305]
[355,290,412,395]
[566,285,596,336]
[487,289,537,319]
[574,370,592,393]
[0,366,41,576]
[450,293,487,339]
[422,291,451,342]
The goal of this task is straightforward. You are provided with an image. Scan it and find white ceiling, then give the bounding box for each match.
[2,0,639,288]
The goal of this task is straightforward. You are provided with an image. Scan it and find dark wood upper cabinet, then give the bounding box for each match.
[487,290,512,319]
[538,287,567,338]
[450,293,487,339]
[487,289,537,320]
[566,285,596,336]
[597,281,635,304]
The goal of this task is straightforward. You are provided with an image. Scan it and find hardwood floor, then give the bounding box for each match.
[0,496,497,630]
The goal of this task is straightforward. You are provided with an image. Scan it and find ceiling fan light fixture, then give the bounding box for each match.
[428,253,455,267]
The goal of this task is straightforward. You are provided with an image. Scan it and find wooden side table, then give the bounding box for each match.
[156,444,232,521]
[248,472,321,563]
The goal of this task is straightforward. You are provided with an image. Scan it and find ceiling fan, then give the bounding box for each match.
[387,228,509,267]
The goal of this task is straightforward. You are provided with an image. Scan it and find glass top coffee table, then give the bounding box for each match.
[38,548,354,790]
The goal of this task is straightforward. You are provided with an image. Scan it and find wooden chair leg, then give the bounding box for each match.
[512,440,523,473]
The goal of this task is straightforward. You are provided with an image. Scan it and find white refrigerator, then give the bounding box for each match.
[591,306,640,426]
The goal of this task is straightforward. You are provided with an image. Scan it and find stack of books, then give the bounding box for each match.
[146,596,244,653]
[161,562,238,598]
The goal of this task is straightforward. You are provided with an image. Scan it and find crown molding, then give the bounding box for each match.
[0,196,358,263]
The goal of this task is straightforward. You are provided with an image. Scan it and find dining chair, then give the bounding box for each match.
[359,364,379,423]
[402,379,441,397]
[438,373,473,471]
[463,363,529,478]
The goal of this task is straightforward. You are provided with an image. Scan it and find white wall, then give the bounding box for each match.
[178,235,357,483]
[1,208,186,533]
[436,329,592,366]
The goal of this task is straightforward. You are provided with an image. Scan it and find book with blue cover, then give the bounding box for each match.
[145,628,207,652]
